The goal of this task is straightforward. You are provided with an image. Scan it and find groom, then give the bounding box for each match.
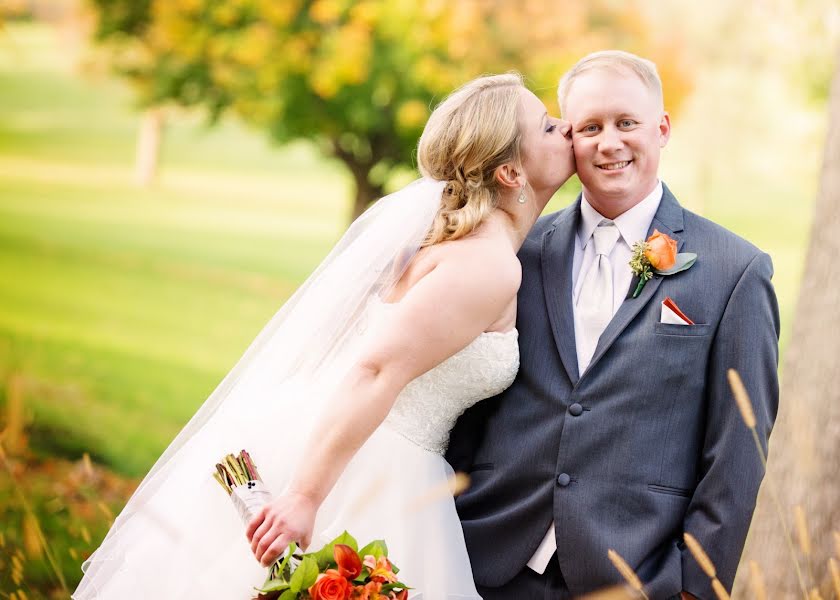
[446,51,779,599]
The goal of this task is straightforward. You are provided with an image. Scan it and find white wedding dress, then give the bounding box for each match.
[74,297,519,599]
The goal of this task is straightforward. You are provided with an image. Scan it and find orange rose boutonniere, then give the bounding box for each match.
[629,230,696,298]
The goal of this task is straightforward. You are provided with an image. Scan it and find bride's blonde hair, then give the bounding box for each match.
[418,73,525,247]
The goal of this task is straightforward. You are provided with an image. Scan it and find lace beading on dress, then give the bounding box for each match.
[368,299,520,454]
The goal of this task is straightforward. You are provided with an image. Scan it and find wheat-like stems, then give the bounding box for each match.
[607,549,649,600]
[829,558,840,600]
[833,531,840,561]
[794,505,816,586]
[711,579,731,600]
[404,472,471,513]
[727,369,809,599]
[577,586,639,599]
[808,588,824,600]
[684,533,716,578]
[0,441,69,594]
[748,561,768,600]
[683,533,729,599]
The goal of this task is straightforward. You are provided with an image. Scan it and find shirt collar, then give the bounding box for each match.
[578,181,663,251]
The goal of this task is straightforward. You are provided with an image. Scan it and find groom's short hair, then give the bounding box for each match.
[557,50,664,115]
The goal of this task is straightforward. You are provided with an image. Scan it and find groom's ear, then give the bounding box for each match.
[659,112,672,148]
[494,163,523,190]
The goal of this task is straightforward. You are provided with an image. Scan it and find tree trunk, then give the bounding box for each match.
[735,49,840,598]
[348,162,377,222]
[134,107,164,187]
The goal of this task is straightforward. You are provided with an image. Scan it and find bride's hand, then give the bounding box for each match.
[246,491,317,567]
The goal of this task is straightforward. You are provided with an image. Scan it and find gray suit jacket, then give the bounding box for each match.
[446,185,779,599]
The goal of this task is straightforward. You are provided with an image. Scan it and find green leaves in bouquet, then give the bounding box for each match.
[381,582,412,594]
[289,556,319,594]
[306,531,359,570]
[357,539,399,574]
[256,542,298,595]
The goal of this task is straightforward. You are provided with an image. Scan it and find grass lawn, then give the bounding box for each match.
[0,23,354,475]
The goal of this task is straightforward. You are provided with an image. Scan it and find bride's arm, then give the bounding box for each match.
[246,245,519,566]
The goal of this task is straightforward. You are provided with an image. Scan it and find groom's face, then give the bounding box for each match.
[563,68,670,215]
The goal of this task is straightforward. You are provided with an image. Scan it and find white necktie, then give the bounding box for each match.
[575,220,620,371]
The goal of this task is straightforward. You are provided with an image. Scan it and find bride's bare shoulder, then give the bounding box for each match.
[387,235,520,304]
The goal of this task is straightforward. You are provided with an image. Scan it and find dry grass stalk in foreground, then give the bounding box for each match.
[794,505,817,585]
[748,561,768,600]
[833,532,840,562]
[794,506,813,557]
[577,585,639,599]
[683,532,716,578]
[606,549,649,600]
[829,558,840,599]
[404,472,470,513]
[0,441,69,595]
[727,369,809,599]
[683,533,729,600]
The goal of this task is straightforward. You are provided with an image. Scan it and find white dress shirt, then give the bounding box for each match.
[526,181,663,574]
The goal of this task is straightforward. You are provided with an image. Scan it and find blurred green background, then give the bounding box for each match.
[0,0,836,597]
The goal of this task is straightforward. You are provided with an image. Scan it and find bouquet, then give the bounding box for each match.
[214,450,411,600]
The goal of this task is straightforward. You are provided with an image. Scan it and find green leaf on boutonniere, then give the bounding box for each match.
[278,589,298,600]
[289,556,319,593]
[656,252,697,275]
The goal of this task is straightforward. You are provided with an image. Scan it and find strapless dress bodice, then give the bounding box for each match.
[367,298,520,454]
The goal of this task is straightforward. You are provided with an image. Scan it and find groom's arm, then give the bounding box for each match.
[445,396,496,473]
[680,252,779,598]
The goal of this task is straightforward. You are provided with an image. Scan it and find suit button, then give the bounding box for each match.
[569,403,583,416]
[557,473,571,487]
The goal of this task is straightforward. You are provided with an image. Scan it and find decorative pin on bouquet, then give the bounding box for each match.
[214,450,411,600]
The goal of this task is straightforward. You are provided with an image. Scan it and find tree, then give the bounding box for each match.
[736,47,840,597]
[88,0,168,185]
[90,0,692,220]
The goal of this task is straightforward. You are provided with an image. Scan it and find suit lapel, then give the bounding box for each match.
[583,185,686,378]
[541,200,581,385]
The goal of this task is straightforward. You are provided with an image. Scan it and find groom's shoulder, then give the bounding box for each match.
[680,207,772,279]
[519,205,574,259]
[683,207,763,257]
[529,204,575,238]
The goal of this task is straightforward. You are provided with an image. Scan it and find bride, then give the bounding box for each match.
[73,72,574,599]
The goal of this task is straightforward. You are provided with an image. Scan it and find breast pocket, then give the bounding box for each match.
[654,323,712,337]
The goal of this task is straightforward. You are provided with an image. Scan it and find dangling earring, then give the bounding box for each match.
[518,184,527,204]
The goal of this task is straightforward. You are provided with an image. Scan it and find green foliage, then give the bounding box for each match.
[357,539,388,561]
[307,530,358,570]
[86,0,694,216]
[288,555,319,593]
[91,0,153,39]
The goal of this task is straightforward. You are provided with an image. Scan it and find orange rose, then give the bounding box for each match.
[309,570,352,600]
[334,544,362,579]
[644,229,677,270]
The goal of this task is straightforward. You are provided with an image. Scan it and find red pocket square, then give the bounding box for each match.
[663,296,694,325]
